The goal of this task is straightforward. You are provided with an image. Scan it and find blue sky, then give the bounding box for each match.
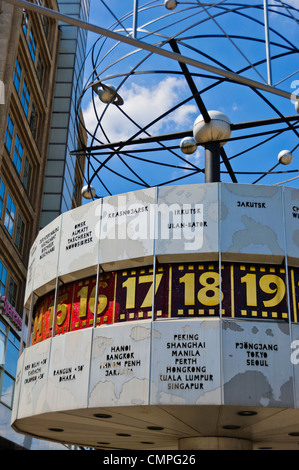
[79,0,299,197]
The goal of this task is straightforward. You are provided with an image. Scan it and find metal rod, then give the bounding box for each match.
[51,277,60,338]
[132,0,138,39]
[19,307,27,356]
[25,293,35,348]
[3,0,293,101]
[205,142,220,182]
[70,114,299,154]
[263,0,272,85]
[220,147,237,183]
[231,114,299,131]
[92,267,100,328]
[169,39,211,122]
[274,174,299,185]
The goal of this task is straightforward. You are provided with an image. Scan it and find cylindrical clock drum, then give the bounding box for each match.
[11,183,299,450]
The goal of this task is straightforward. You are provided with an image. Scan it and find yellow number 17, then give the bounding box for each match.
[122,274,163,310]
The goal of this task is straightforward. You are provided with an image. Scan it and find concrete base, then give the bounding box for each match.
[178,437,253,450]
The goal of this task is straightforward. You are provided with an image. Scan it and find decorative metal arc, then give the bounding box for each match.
[70,0,298,198]
[6,0,297,196]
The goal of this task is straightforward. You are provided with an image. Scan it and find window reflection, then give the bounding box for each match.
[0,319,21,409]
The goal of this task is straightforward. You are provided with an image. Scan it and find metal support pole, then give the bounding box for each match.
[3,0,293,101]
[132,0,138,38]
[19,307,27,356]
[51,277,60,338]
[263,0,272,86]
[205,142,220,183]
[26,293,35,347]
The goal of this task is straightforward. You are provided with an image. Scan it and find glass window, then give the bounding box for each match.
[28,30,37,63]
[23,157,32,194]
[7,277,17,308]
[0,371,15,408]
[15,214,25,254]
[0,322,21,409]
[21,9,29,37]
[36,54,44,86]
[4,115,14,153]
[8,329,20,349]
[0,178,5,218]
[12,135,23,175]
[0,331,5,367]
[4,194,16,237]
[42,15,49,39]
[5,336,18,377]
[0,261,7,296]
[21,80,30,117]
[13,59,22,94]
[29,104,38,138]
[0,318,6,333]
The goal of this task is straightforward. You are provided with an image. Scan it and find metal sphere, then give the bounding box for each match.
[164,0,177,10]
[193,111,231,147]
[81,185,96,199]
[180,137,197,154]
[97,84,117,104]
[278,150,293,165]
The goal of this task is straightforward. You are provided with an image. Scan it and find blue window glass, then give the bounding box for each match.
[28,30,37,63]
[0,371,14,408]
[5,337,18,377]
[21,80,30,117]
[15,214,25,254]
[0,331,5,367]
[0,178,5,218]
[0,324,20,409]
[4,115,14,153]
[12,135,23,175]
[13,59,22,93]
[0,260,7,296]
[4,194,16,237]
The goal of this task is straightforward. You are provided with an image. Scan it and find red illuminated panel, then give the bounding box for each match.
[30,263,299,345]
[95,272,115,326]
[71,277,96,331]
[32,296,46,344]
[55,284,73,335]
[70,273,115,330]
[42,291,56,341]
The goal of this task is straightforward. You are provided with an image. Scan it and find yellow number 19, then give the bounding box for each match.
[241,273,285,308]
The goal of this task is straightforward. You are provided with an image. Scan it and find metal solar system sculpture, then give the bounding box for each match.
[73,0,299,199]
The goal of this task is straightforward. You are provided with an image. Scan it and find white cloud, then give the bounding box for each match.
[83,76,197,144]
[285,0,299,6]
